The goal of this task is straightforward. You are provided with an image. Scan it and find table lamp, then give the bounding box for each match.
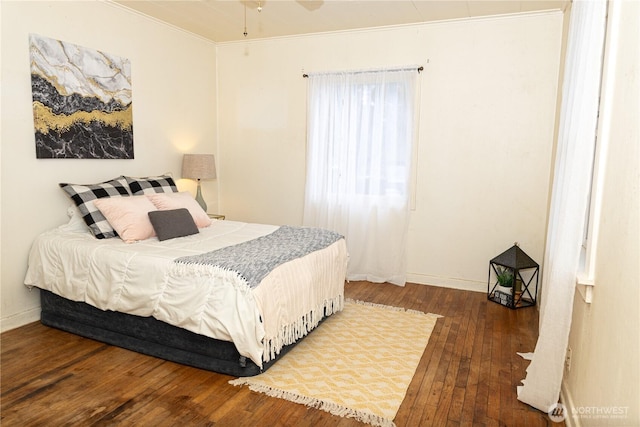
[182,154,216,212]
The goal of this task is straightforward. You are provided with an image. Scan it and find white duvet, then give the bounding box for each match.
[24,216,348,368]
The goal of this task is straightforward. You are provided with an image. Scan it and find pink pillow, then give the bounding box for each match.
[146,192,212,228]
[93,195,157,243]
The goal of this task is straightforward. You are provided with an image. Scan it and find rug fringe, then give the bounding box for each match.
[228,380,396,427]
[346,298,443,318]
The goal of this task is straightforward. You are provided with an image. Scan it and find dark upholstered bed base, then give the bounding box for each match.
[39,289,305,377]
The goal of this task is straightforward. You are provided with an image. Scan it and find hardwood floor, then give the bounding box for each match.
[1,282,559,426]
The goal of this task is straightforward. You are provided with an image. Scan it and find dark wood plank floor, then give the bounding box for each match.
[1,281,559,426]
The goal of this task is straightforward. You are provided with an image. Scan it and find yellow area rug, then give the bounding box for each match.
[229,299,441,427]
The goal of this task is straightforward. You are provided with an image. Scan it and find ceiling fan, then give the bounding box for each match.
[240,0,325,36]
[241,0,324,13]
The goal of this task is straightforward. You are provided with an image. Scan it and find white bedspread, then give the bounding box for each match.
[24,219,348,368]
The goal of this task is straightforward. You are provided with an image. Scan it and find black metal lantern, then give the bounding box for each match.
[488,243,539,309]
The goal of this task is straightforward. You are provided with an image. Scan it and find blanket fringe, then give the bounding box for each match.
[228,380,396,427]
[169,262,253,296]
[263,294,344,362]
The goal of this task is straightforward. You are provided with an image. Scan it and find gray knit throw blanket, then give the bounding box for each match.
[174,225,343,289]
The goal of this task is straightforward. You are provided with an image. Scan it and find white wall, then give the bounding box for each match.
[563,1,640,425]
[0,4,565,332]
[216,12,564,291]
[0,1,217,331]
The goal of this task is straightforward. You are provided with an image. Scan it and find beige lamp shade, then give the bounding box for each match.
[182,154,216,180]
[182,154,216,212]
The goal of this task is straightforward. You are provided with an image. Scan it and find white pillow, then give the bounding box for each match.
[146,191,212,228]
[93,195,157,243]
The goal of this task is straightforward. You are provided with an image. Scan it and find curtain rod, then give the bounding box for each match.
[302,66,423,78]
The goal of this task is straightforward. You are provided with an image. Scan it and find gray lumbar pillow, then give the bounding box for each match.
[148,208,199,241]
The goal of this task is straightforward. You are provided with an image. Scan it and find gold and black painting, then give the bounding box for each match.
[29,34,133,159]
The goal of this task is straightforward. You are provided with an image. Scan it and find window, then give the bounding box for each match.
[303,68,419,285]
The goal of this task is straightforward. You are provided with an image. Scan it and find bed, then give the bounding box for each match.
[24,175,348,377]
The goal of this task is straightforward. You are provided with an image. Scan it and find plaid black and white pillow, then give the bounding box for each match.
[59,176,131,239]
[125,175,178,195]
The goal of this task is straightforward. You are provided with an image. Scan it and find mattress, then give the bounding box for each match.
[24,218,348,368]
[39,289,316,376]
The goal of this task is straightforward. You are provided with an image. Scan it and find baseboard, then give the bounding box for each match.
[561,379,581,427]
[1,306,41,333]
[406,273,486,293]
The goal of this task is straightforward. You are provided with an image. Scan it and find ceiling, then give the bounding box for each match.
[113,0,568,43]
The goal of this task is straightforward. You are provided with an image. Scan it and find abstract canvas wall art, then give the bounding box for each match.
[29,34,134,159]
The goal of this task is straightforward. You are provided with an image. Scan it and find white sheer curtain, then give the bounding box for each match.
[303,69,418,285]
[517,0,608,412]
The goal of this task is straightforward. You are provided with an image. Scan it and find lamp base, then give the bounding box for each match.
[195,180,207,213]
